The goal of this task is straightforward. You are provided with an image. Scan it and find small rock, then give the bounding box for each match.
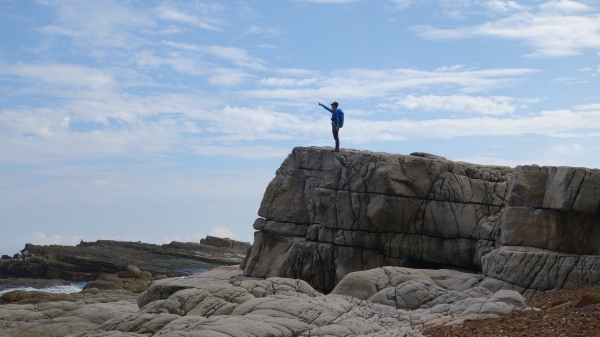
[580,307,595,313]
[525,319,533,325]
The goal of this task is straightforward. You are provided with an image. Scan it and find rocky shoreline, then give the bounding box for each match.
[1,147,599,337]
[0,236,250,282]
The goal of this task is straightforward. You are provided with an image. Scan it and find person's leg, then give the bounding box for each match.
[332,126,339,151]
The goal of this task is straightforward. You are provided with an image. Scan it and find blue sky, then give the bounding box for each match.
[1,0,599,256]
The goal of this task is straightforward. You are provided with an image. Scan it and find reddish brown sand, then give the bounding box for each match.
[424,284,600,337]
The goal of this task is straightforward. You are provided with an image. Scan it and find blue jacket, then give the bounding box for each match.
[320,105,341,127]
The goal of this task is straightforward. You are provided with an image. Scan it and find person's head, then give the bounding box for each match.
[330,101,339,109]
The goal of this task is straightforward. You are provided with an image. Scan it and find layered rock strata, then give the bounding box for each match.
[0,239,247,281]
[200,236,251,252]
[242,147,600,296]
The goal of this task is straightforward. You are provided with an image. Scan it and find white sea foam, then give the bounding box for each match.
[0,282,86,297]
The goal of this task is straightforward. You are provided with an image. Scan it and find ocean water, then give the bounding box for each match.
[0,282,87,297]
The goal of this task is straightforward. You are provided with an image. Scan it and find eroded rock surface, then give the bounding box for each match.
[0,288,138,337]
[60,266,526,337]
[242,147,600,295]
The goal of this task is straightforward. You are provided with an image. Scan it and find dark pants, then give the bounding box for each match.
[332,126,339,150]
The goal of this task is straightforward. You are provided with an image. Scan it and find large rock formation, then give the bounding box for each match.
[0,239,248,281]
[242,147,600,296]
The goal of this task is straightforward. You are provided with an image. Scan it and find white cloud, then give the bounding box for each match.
[574,103,600,110]
[162,41,266,69]
[386,94,517,115]
[0,62,117,89]
[158,233,205,244]
[132,50,206,75]
[539,0,592,13]
[298,0,359,3]
[244,25,281,36]
[415,0,600,58]
[389,0,412,10]
[192,3,225,14]
[155,4,222,31]
[25,232,82,246]
[258,77,319,87]
[208,68,252,86]
[209,226,237,240]
[345,109,600,143]
[483,0,528,13]
[38,0,154,52]
[246,67,537,101]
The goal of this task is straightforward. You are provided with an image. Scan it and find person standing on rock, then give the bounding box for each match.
[318,101,344,152]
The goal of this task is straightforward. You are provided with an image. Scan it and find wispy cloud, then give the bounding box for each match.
[382,94,518,115]
[246,67,537,101]
[0,62,117,89]
[346,109,600,143]
[298,0,359,3]
[25,232,82,247]
[38,0,154,53]
[414,0,600,58]
[162,41,266,69]
[483,0,529,13]
[244,25,281,36]
[574,103,600,110]
[389,0,413,10]
[154,4,223,31]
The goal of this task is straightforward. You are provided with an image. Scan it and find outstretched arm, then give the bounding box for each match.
[319,102,333,112]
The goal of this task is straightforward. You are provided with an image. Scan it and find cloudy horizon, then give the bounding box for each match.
[1,0,599,256]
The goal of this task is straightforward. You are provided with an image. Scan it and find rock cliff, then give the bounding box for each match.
[242,147,600,296]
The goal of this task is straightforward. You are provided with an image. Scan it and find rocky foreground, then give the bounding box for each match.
[0,265,531,337]
[1,237,250,282]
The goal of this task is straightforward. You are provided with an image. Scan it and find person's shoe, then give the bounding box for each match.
[333,149,340,152]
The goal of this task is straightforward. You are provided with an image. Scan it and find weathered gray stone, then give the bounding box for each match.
[75,265,528,337]
[243,147,600,296]
[508,165,600,213]
[481,246,600,297]
[0,289,139,337]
